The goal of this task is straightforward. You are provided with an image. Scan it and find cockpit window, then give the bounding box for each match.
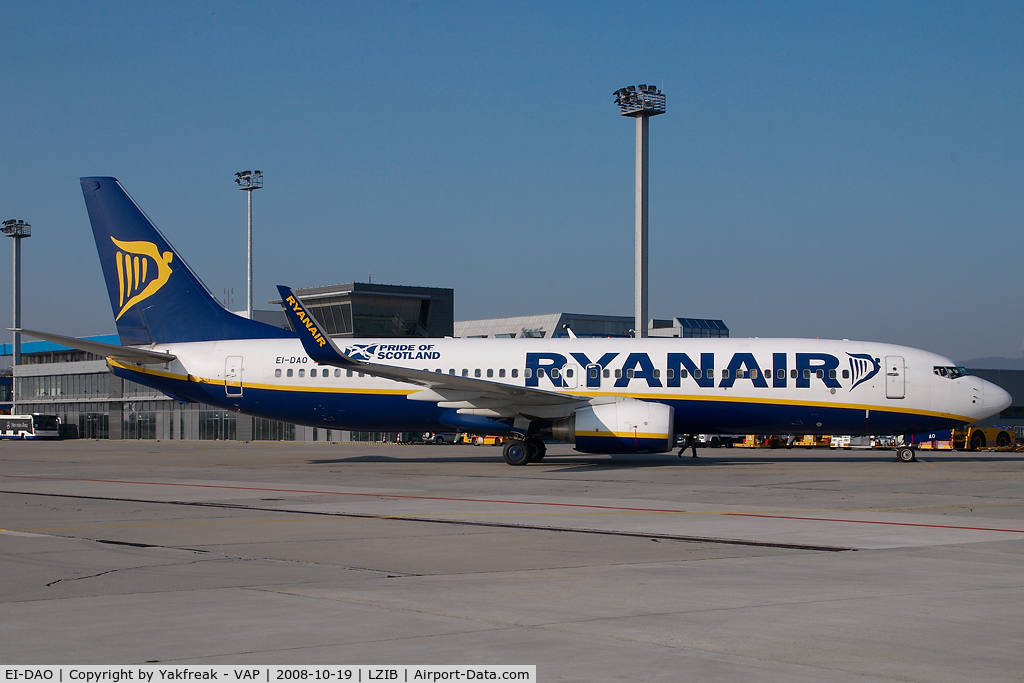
[934,365,970,379]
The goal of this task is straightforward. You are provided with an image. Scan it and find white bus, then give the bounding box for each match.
[0,414,61,439]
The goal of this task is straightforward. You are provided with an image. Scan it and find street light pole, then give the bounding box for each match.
[3,219,31,408]
[234,170,263,320]
[614,85,665,338]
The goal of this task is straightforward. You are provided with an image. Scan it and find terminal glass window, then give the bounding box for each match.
[361,295,428,337]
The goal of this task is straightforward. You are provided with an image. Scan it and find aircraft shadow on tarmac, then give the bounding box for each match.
[307,450,1024,467]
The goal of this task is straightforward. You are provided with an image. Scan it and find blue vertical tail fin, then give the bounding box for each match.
[81,176,294,345]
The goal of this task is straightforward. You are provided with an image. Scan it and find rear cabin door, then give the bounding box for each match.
[225,356,243,396]
[885,356,905,399]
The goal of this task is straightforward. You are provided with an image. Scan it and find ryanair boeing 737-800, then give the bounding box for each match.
[18,177,1011,464]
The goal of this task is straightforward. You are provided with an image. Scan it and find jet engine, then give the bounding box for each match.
[551,400,675,454]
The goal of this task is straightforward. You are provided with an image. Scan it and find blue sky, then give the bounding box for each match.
[1,1,1021,361]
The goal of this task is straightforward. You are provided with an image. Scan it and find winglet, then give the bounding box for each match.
[276,285,358,367]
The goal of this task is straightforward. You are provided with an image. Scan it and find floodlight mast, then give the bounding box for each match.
[3,220,31,405]
[614,85,665,338]
[234,170,263,320]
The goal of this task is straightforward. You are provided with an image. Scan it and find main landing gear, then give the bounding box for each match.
[502,437,546,466]
[896,447,917,462]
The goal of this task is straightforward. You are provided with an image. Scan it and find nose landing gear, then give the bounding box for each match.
[896,447,917,462]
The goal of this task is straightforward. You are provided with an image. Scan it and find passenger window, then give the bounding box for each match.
[435,368,442,373]
[310,369,317,377]
[512,369,519,378]
[653,369,660,378]
[358,372,364,377]
[791,369,798,379]
[625,369,634,378]
[693,369,701,379]
[538,368,546,377]
[722,369,730,379]
[449,369,455,375]
[550,368,559,378]
[707,369,714,378]
[275,369,282,377]
[347,369,353,377]
[803,369,811,379]
[487,369,493,378]
[287,369,293,377]
[462,369,469,377]
[499,369,505,378]
[474,369,481,377]
[842,369,849,379]
[829,369,837,379]
[615,369,622,379]
[335,369,340,377]
[603,369,610,378]
[524,368,531,378]
[816,369,824,379]
[666,368,674,379]
[589,367,598,379]
[324,372,330,380]
[298,369,305,377]
[750,369,758,379]
[566,368,573,378]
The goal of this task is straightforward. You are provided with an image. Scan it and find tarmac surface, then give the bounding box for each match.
[1,440,1023,682]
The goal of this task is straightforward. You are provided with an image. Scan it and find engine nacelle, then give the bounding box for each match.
[552,400,675,454]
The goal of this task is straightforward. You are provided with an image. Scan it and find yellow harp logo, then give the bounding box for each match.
[111,237,174,321]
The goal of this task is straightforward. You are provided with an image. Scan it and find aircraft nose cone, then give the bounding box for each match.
[982,380,1012,419]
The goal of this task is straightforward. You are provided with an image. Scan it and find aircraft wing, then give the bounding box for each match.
[12,328,177,364]
[275,286,581,408]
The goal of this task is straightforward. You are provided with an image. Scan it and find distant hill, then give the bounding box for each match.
[961,357,1024,371]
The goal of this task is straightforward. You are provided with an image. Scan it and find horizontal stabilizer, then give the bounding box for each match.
[13,328,176,363]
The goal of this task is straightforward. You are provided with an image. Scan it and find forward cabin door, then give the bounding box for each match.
[885,356,905,399]
[225,356,243,396]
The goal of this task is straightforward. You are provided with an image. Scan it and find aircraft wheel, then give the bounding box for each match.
[896,447,916,462]
[527,437,546,462]
[502,439,533,466]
